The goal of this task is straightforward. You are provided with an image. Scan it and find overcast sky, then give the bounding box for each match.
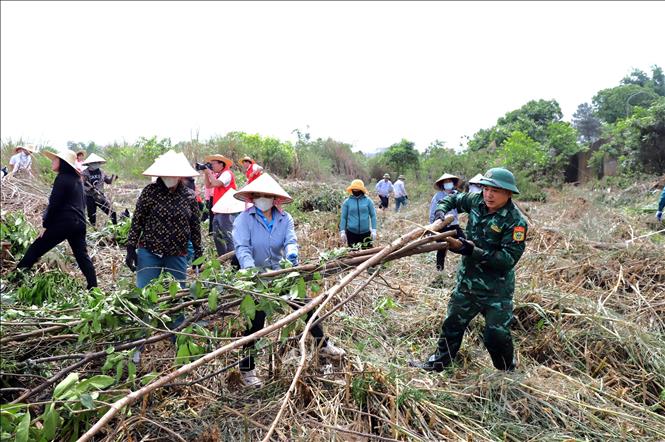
[2,1,663,153]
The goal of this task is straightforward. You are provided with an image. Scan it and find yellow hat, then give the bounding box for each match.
[14,145,35,154]
[346,179,368,194]
[240,156,255,164]
[43,149,82,175]
[234,173,293,204]
[204,154,233,167]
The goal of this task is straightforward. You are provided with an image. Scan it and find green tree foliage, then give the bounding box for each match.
[592,84,659,124]
[292,135,368,181]
[572,102,602,144]
[620,65,665,96]
[383,139,419,178]
[596,97,665,174]
[468,99,564,150]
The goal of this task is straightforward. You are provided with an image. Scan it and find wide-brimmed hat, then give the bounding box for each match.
[398,175,406,180]
[346,179,369,194]
[382,173,390,179]
[204,154,233,167]
[14,145,35,154]
[76,150,86,157]
[43,149,82,175]
[434,173,459,190]
[142,150,199,178]
[81,153,107,165]
[240,156,256,164]
[468,173,484,185]
[212,188,252,214]
[234,173,293,204]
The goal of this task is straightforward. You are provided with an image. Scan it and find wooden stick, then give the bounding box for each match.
[77,218,447,442]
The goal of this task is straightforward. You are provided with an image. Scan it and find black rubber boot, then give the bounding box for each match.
[408,353,450,372]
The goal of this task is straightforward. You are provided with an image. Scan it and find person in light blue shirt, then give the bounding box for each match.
[232,174,346,388]
[429,173,463,271]
[393,175,409,212]
[339,179,377,248]
[375,173,394,210]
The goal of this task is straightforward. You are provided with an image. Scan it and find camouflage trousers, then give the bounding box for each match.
[435,289,515,370]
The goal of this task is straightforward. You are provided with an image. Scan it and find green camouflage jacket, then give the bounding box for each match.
[436,192,527,298]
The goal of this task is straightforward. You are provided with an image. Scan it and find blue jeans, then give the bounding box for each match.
[136,248,188,289]
[395,196,407,212]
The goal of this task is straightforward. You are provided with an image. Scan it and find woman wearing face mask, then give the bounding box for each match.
[430,173,463,272]
[16,149,98,289]
[7,145,34,179]
[232,173,346,388]
[125,150,202,289]
[339,179,377,248]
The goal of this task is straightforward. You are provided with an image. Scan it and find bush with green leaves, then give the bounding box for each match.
[1,211,38,260]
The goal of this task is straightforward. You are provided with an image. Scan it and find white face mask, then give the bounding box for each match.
[161,177,180,188]
[254,197,274,212]
[443,182,455,191]
[20,151,28,158]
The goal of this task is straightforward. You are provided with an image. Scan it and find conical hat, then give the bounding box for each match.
[142,150,199,177]
[81,153,107,165]
[43,149,82,175]
[468,173,484,185]
[233,173,293,204]
[434,173,459,189]
[212,188,252,214]
[204,154,234,167]
[14,145,35,154]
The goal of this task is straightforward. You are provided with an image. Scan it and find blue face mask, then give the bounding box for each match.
[443,182,454,191]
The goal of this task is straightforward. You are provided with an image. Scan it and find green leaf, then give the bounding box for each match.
[310,283,320,294]
[53,373,79,399]
[147,288,159,303]
[140,372,159,386]
[239,295,256,321]
[115,360,126,383]
[74,375,114,394]
[297,278,306,298]
[169,281,179,297]
[41,404,57,441]
[15,409,29,442]
[79,393,94,410]
[127,361,137,382]
[207,288,218,311]
[313,272,322,281]
[176,343,191,365]
[192,256,206,266]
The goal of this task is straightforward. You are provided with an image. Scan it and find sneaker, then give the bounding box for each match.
[319,341,346,361]
[241,369,263,388]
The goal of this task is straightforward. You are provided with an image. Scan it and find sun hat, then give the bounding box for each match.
[234,173,293,204]
[240,156,256,164]
[204,154,234,167]
[434,173,459,190]
[468,173,484,185]
[142,150,199,178]
[43,149,82,175]
[14,145,35,154]
[346,179,369,194]
[382,173,390,179]
[477,168,520,194]
[398,175,406,180]
[212,188,252,214]
[81,153,107,165]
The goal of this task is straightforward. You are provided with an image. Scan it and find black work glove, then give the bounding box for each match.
[434,210,447,222]
[450,239,474,256]
[125,245,137,272]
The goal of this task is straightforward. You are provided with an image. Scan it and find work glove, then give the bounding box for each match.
[371,229,377,241]
[287,253,299,267]
[443,224,466,240]
[340,231,347,242]
[434,210,447,222]
[657,211,663,222]
[125,245,137,272]
[450,239,474,256]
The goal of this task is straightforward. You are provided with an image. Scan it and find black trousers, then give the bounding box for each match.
[346,230,372,249]
[86,195,117,226]
[17,220,98,289]
[379,195,389,209]
[207,197,214,234]
[239,299,326,371]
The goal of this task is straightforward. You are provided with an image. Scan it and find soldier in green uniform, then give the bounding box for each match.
[411,167,527,372]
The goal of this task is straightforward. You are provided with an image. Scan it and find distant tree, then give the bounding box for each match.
[572,102,602,144]
[384,139,420,175]
[592,84,659,123]
[620,65,665,96]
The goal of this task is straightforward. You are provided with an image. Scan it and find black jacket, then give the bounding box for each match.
[42,167,86,228]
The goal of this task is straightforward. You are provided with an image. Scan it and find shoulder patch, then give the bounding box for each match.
[512,226,526,242]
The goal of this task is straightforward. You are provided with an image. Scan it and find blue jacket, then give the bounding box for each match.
[232,207,298,270]
[340,195,377,234]
[429,190,459,225]
[659,186,665,212]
